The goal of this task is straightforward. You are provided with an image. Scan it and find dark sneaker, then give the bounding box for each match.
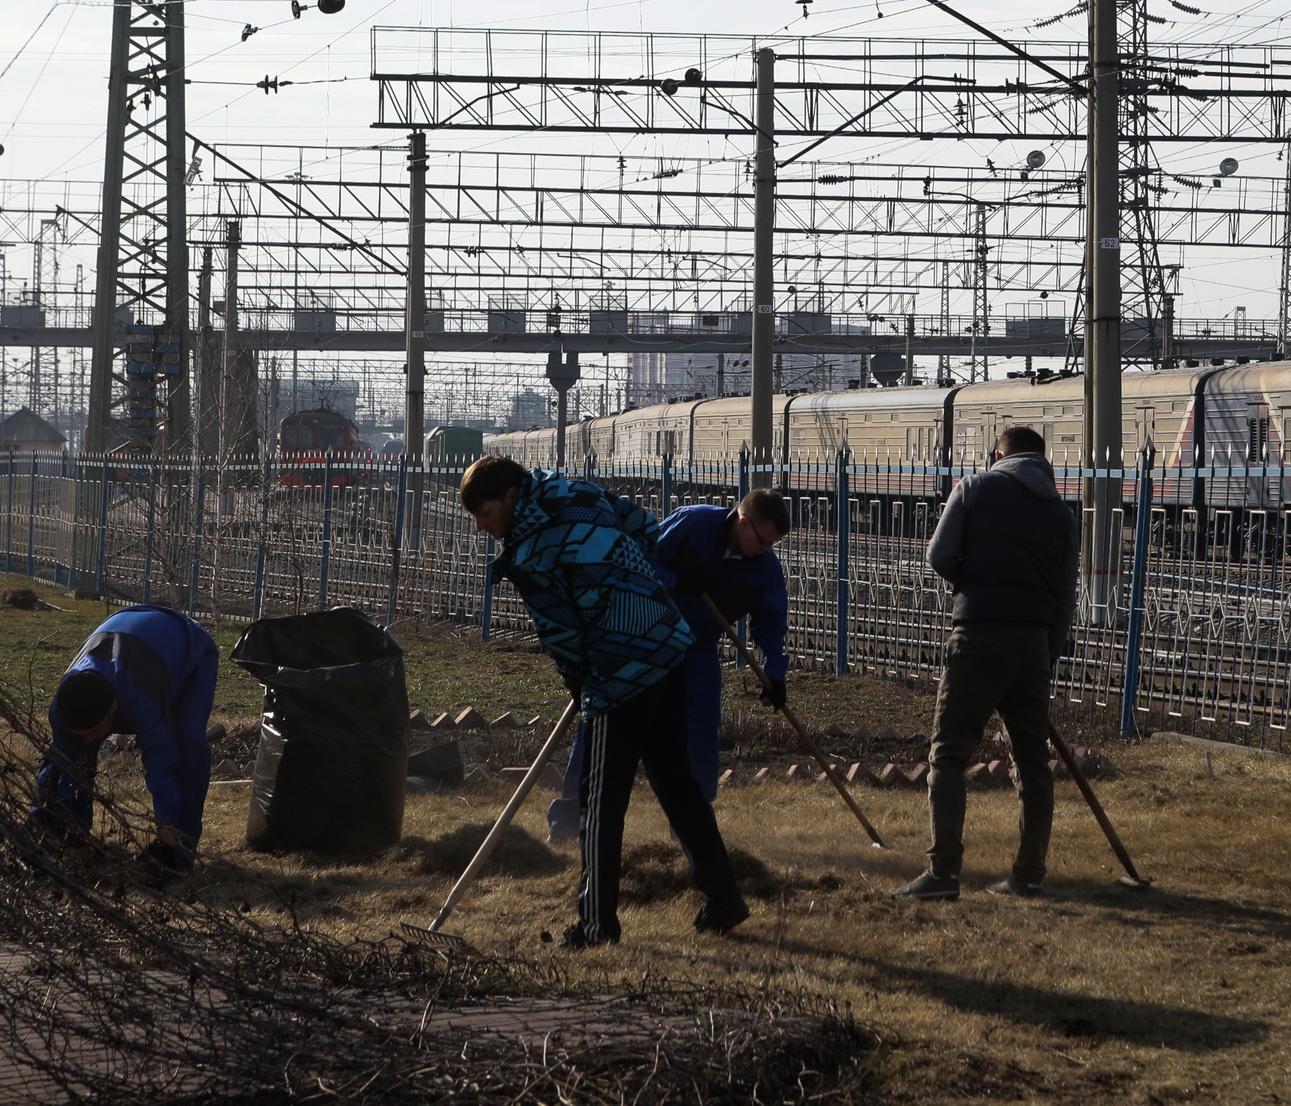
[894,871,961,901]
[987,877,1043,898]
[694,895,750,934]
[558,923,618,950]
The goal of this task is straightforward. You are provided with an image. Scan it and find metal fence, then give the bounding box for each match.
[3,449,1287,751]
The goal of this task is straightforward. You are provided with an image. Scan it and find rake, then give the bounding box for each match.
[1049,721,1151,891]
[427,699,580,933]
[703,595,887,850]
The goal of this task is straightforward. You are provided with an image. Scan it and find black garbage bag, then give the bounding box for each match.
[231,608,409,856]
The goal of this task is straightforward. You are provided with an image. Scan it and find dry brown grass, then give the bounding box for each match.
[4,572,1290,1102]
[136,741,1291,1105]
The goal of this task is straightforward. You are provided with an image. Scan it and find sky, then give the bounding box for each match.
[1,0,1289,410]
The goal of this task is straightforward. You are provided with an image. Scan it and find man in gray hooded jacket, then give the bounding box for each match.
[897,425,1079,900]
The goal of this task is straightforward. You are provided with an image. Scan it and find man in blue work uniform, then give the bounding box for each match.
[29,605,220,874]
[548,487,791,838]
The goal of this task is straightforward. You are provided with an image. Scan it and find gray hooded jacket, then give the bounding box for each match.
[926,452,1080,656]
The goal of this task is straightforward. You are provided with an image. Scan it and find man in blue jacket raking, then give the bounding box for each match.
[30,605,219,873]
[461,455,747,948]
[548,488,791,839]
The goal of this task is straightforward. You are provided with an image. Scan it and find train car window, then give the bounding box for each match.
[1281,408,1291,461]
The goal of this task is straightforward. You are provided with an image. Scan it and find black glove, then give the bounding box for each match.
[759,678,787,711]
[560,673,583,703]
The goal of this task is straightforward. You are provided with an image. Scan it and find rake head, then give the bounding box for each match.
[399,921,481,957]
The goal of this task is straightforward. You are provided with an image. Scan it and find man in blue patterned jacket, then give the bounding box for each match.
[548,488,791,838]
[461,455,747,948]
[30,605,219,874]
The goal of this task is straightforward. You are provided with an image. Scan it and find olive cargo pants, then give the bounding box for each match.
[927,622,1055,885]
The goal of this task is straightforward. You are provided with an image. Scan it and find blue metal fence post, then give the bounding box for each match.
[481,534,496,642]
[187,458,205,617]
[660,452,673,519]
[385,455,408,628]
[318,452,335,611]
[27,453,38,578]
[143,461,158,604]
[1119,451,1154,738]
[5,454,14,573]
[835,449,850,676]
[94,456,110,599]
[252,453,272,620]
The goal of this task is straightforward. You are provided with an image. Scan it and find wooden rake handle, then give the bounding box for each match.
[1048,721,1148,886]
[702,594,887,850]
[429,699,581,932]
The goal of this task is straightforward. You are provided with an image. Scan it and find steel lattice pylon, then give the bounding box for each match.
[1118,0,1172,367]
[32,216,61,418]
[87,0,189,453]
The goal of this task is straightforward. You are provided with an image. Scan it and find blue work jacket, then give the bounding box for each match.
[33,605,218,841]
[651,505,789,682]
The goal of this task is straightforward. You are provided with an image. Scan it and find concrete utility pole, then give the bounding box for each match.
[196,248,217,455]
[220,220,258,459]
[750,47,776,486]
[1162,294,1175,372]
[164,0,189,445]
[404,130,427,550]
[1085,0,1124,623]
[405,131,427,458]
[1279,147,1291,358]
[903,315,915,385]
[86,0,131,453]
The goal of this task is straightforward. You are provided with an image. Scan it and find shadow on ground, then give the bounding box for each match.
[753,932,1267,1053]
[1047,875,1291,942]
[619,842,844,904]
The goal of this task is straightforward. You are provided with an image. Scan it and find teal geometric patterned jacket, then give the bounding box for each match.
[492,469,694,716]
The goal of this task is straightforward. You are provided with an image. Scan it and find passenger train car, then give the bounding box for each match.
[485,363,1291,513]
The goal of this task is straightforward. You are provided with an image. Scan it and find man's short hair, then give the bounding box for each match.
[738,487,791,535]
[460,454,528,511]
[997,426,1047,457]
[55,671,115,731]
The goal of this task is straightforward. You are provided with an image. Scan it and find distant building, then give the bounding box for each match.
[624,315,875,402]
[0,407,66,454]
[508,388,551,431]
